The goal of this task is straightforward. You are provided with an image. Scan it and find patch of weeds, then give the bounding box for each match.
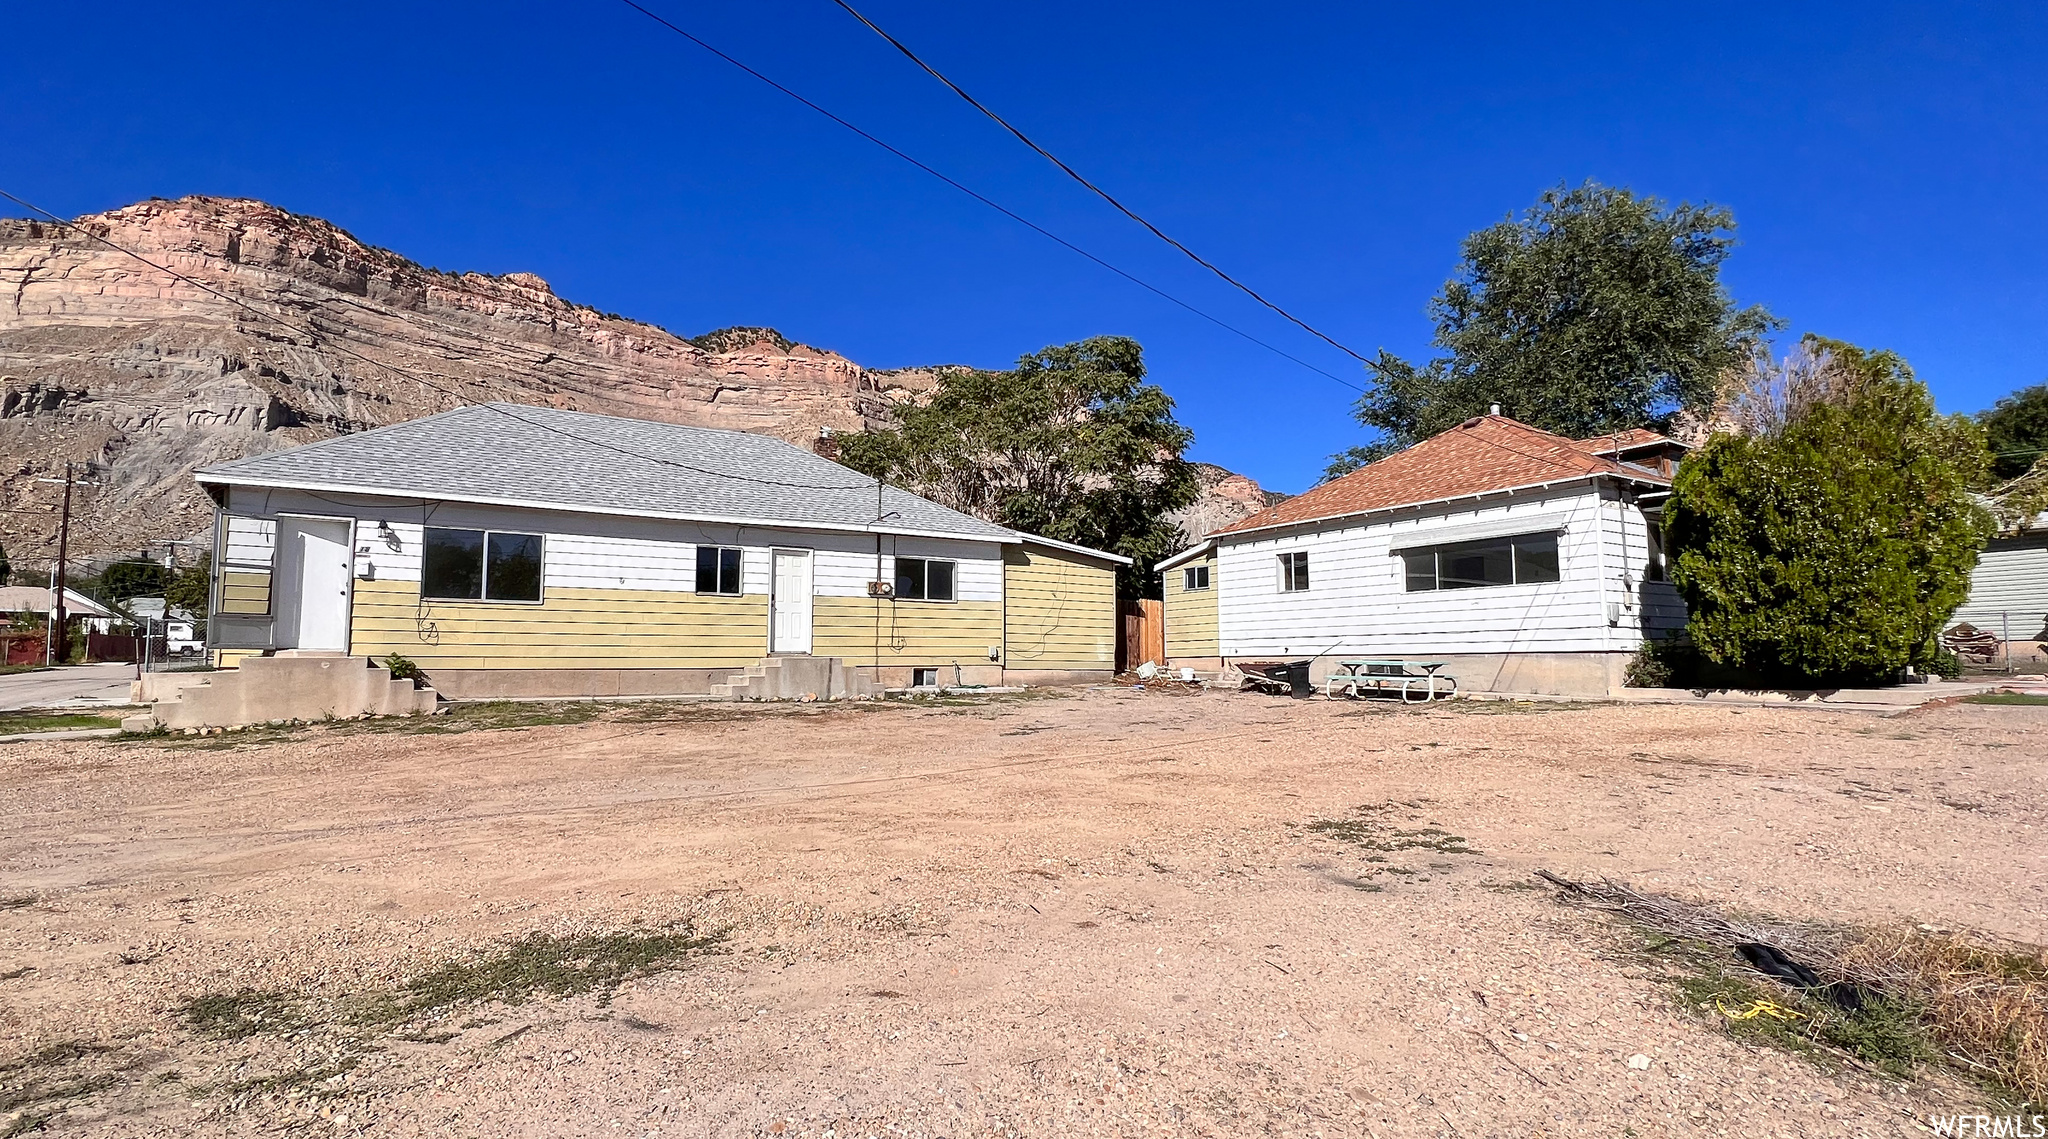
[226,1055,362,1097]
[354,924,726,1024]
[0,1041,120,1117]
[1652,939,1934,1079]
[1438,699,1596,714]
[180,990,309,1040]
[0,712,122,734]
[1305,805,1481,856]
[1964,692,2048,707]
[2,1111,49,1136]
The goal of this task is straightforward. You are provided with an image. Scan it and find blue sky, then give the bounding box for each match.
[5,0,2042,492]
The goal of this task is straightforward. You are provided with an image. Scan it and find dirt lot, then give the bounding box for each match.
[1,688,2043,1137]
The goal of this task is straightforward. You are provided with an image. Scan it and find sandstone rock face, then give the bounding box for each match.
[1169,462,1291,544]
[0,196,1272,570]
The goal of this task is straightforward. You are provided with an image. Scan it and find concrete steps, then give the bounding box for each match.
[124,651,440,731]
[710,656,878,702]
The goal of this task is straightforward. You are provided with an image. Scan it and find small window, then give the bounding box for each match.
[1183,565,1210,591]
[1401,531,1561,592]
[1645,521,1667,582]
[1278,551,1309,593]
[912,666,939,687]
[895,557,957,602]
[696,546,743,595]
[421,527,544,602]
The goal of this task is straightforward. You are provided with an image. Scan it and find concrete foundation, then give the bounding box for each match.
[1226,651,1631,698]
[999,668,1115,687]
[416,668,739,700]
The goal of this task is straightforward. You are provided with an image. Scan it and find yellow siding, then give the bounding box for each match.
[1001,547,1117,671]
[1163,553,1218,658]
[349,578,768,669]
[221,570,271,614]
[811,596,1004,666]
[213,649,261,669]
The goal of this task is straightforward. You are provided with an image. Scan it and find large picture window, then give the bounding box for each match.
[422,527,544,602]
[696,546,743,595]
[1401,532,1560,591]
[895,557,956,601]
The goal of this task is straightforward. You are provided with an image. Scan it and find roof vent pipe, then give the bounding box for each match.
[1489,403,1501,416]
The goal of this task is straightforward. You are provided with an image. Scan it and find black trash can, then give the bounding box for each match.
[1284,660,1313,698]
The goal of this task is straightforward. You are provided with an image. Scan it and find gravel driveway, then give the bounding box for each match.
[1,688,2041,1136]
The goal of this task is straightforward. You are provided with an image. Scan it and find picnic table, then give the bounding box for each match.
[1324,659,1458,703]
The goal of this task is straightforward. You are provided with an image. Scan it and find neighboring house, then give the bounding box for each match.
[1159,415,1686,696]
[0,586,120,629]
[125,596,206,655]
[1953,512,2048,643]
[192,403,1125,697]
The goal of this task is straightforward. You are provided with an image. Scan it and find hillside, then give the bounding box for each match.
[0,196,1274,570]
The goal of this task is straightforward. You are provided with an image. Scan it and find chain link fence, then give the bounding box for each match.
[1944,611,2048,675]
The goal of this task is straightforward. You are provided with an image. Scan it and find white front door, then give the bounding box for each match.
[770,549,813,654]
[279,518,353,651]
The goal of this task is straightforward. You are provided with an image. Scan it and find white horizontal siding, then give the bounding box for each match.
[223,487,1004,604]
[1955,535,2048,634]
[1214,487,1682,657]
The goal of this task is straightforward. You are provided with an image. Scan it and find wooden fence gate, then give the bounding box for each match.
[1118,599,1164,672]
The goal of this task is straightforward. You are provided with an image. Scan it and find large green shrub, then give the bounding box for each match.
[1664,340,1993,685]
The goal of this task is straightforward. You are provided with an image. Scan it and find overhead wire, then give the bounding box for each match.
[0,187,882,492]
[613,0,1364,395]
[824,0,1371,367]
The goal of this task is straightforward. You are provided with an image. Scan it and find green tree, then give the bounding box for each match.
[1979,382,2048,481]
[165,552,212,630]
[1330,181,1779,479]
[95,556,169,605]
[838,336,1197,597]
[0,542,9,587]
[1663,336,1993,684]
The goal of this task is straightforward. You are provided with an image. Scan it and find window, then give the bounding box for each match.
[894,557,956,602]
[912,667,939,687]
[695,546,743,595]
[1645,521,1667,582]
[1278,551,1310,593]
[1182,565,1210,591]
[1400,532,1561,592]
[421,527,544,602]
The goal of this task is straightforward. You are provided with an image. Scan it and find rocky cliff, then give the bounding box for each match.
[0,196,1271,570]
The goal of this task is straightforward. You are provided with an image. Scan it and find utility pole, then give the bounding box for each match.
[35,461,97,665]
[53,461,74,664]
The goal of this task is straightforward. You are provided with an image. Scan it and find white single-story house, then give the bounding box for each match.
[1159,415,1686,696]
[0,586,120,628]
[193,403,1126,697]
[1953,511,2048,644]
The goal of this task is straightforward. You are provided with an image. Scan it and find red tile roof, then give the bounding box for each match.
[1214,415,1671,537]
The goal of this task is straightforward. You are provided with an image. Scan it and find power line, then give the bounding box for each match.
[825,0,1371,367]
[0,187,881,492]
[614,0,1364,395]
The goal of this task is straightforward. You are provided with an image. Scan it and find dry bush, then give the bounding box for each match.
[1839,928,2048,1104]
[1541,872,2048,1104]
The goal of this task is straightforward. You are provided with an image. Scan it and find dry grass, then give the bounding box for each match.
[1540,871,2048,1105]
[1840,928,2048,1103]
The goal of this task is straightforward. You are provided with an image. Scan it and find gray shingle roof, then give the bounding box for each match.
[196,403,1017,541]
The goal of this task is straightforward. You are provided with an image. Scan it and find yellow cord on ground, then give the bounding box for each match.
[1717,996,1804,1021]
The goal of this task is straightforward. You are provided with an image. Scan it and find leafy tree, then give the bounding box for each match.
[95,556,168,605]
[837,336,1196,597]
[165,552,212,631]
[1663,337,1993,684]
[1979,382,2048,481]
[1329,181,1779,479]
[0,542,9,588]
